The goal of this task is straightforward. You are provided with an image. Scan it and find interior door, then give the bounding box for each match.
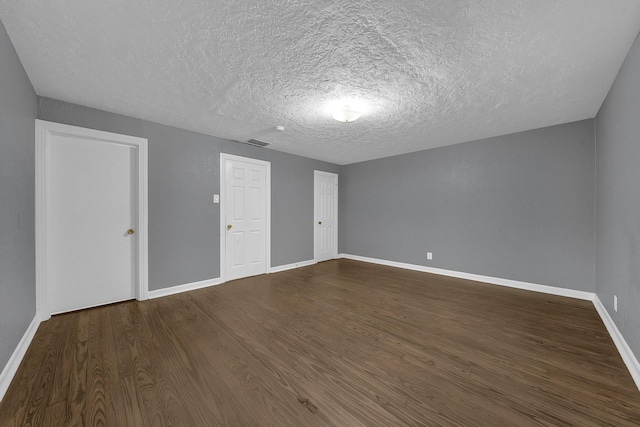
[223,155,269,281]
[47,133,137,314]
[314,171,338,262]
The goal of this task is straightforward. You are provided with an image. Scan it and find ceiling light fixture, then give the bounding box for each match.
[332,107,362,123]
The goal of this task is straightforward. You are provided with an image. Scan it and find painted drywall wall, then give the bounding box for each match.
[341,120,595,291]
[0,20,37,373]
[596,34,640,357]
[36,97,340,291]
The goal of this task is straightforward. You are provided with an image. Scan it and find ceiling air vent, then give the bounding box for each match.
[239,139,270,148]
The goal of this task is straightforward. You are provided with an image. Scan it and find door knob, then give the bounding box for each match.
[318,221,322,225]
[227,224,233,230]
[127,229,135,235]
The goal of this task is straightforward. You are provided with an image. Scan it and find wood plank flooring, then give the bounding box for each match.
[1,259,639,426]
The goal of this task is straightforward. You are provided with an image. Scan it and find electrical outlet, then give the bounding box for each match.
[614,295,618,312]
[213,194,219,204]
[427,252,433,260]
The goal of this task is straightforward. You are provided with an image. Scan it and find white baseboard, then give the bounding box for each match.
[339,254,594,300]
[592,295,640,390]
[270,259,316,273]
[148,277,223,299]
[149,260,319,299]
[0,315,40,403]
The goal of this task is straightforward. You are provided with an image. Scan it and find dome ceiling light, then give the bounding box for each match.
[327,98,369,123]
[332,107,362,123]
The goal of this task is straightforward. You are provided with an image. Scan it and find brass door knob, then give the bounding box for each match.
[127,229,135,235]
[227,224,233,230]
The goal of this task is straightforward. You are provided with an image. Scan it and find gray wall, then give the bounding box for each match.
[36,97,340,291]
[341,120,595,291]
[596,34,640,357]
[0,21,37,372]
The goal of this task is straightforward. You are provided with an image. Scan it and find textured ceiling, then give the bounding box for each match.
[1,1,640,164]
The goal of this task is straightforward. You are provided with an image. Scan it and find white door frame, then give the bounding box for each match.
[35,120,149,321]
[219,153,271,282]
[314,170,338,262]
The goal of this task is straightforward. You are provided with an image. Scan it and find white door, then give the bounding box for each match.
[37,120,148,317]
[222,154,270,281]
[314,171,338,262]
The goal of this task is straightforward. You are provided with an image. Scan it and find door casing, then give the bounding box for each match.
[219,153,271,282]
[35,120,148,320]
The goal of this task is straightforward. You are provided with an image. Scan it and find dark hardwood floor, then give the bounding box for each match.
[1,259,639,426]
